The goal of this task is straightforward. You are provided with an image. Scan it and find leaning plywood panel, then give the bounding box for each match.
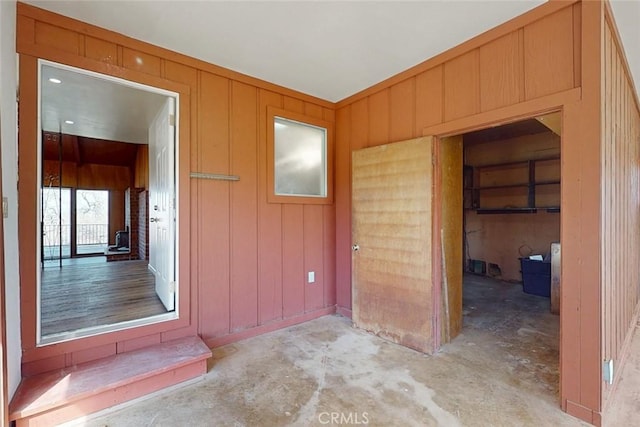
[352,137,434,353]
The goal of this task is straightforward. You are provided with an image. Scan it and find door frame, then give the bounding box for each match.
[425,91,574,397]
[18,53,193,362]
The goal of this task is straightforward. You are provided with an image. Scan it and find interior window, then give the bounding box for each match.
[274,117,327,197]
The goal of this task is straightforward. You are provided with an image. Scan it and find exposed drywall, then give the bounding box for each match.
[0,0,21,400]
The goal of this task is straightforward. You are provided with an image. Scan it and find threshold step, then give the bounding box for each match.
[9,335,212,426]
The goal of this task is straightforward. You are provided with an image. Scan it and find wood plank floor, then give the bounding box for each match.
[41,260,169,336]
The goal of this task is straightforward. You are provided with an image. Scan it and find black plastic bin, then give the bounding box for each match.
[520,258,551,297]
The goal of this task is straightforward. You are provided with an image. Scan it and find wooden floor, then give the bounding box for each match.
[41,259,169,336]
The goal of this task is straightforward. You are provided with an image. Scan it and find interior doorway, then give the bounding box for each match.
[439,113,562,401]
[37,60,179,344]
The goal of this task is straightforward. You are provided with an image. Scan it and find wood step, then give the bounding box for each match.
[9,336,212,426]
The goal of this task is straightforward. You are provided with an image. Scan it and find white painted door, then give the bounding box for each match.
[148,97,175,311]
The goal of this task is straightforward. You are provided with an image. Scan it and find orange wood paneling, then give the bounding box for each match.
[134,145,149,189]
[199,72,230,175]
[601,16,640,407]
[257,89,284,324]
[109,190,125,246]
[335,2,602,423]
[84,37,118,65]
[444,50,480,121]
[197,178,230,337]
[350,98,368,150]
[282,205,305,318]
[415,66,443,135]
[305,103,324,120]
[390,78,415,141]
[230,81,258,331]
[573,3,582,88]
[197,71,231,338]
[304,205,325,311]
[335,106,352,310]
[34,22,80,55]
[368,89,389,147]
[122,48,162,76]
[323,204,337,307]
[284,96,304,114]
[524,6,575,100]
[479,30,524,112]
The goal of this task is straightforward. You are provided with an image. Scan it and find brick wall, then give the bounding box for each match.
[138,190,149,260]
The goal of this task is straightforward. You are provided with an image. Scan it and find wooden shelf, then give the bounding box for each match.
[475,208,538,215]
[464,157,560,214]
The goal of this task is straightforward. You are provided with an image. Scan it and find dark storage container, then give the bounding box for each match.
[520,258,551,297]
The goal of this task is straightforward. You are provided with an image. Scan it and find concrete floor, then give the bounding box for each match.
[72,275,595,426]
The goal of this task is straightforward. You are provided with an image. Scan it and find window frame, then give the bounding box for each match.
[267,106,334,205]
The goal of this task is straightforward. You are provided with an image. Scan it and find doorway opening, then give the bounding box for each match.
[440,113,561,403]
[37,60,179,344]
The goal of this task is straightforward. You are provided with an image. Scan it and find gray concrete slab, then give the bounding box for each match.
[72,275,592,426]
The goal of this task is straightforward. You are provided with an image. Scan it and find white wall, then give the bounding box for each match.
[0,0,22,399]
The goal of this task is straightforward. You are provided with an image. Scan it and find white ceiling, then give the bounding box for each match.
[25,0,555,102]
[26,0,640,144]
[41,63,169,143]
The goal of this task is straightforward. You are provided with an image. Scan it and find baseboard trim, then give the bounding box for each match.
[204,306,337,348]
[336,307,352,318]
[565,399,601,426]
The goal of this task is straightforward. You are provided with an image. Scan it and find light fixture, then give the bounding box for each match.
[48,78,62,84]
[64,120,74,125]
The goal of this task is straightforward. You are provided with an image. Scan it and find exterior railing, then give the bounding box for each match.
[43,224,108,257]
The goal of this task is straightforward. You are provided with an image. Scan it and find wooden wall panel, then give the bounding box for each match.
[350,98,369,151]
[198,180,230,337]
[601,18,640,405]
[444,50,480,121]
[77,164,131,190]
[524,6,575,99]
[323,204,337,307]
[258,89,284,324]
[34,22,79,55]
[134,145,148,189]
[84,37,117,65]
[304,205,325,311]
[108,190,125,246]
[282,205,305,318]
[479,31,524,112]
[199,72,230,174]
[415,66,443,134]
[17,3,337,374]
[335,106,352,311]
[230,82,258,331]
[390,79,415,142]
[368,89,389,147]
[122,48,161,76]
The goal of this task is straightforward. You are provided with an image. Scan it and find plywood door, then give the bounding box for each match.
[352,136,434,353]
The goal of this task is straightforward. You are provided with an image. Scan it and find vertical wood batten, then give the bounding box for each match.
[257,90,284,324]
[230,82,259,331]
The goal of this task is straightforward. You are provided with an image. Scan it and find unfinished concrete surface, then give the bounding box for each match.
[70,275,590,426]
